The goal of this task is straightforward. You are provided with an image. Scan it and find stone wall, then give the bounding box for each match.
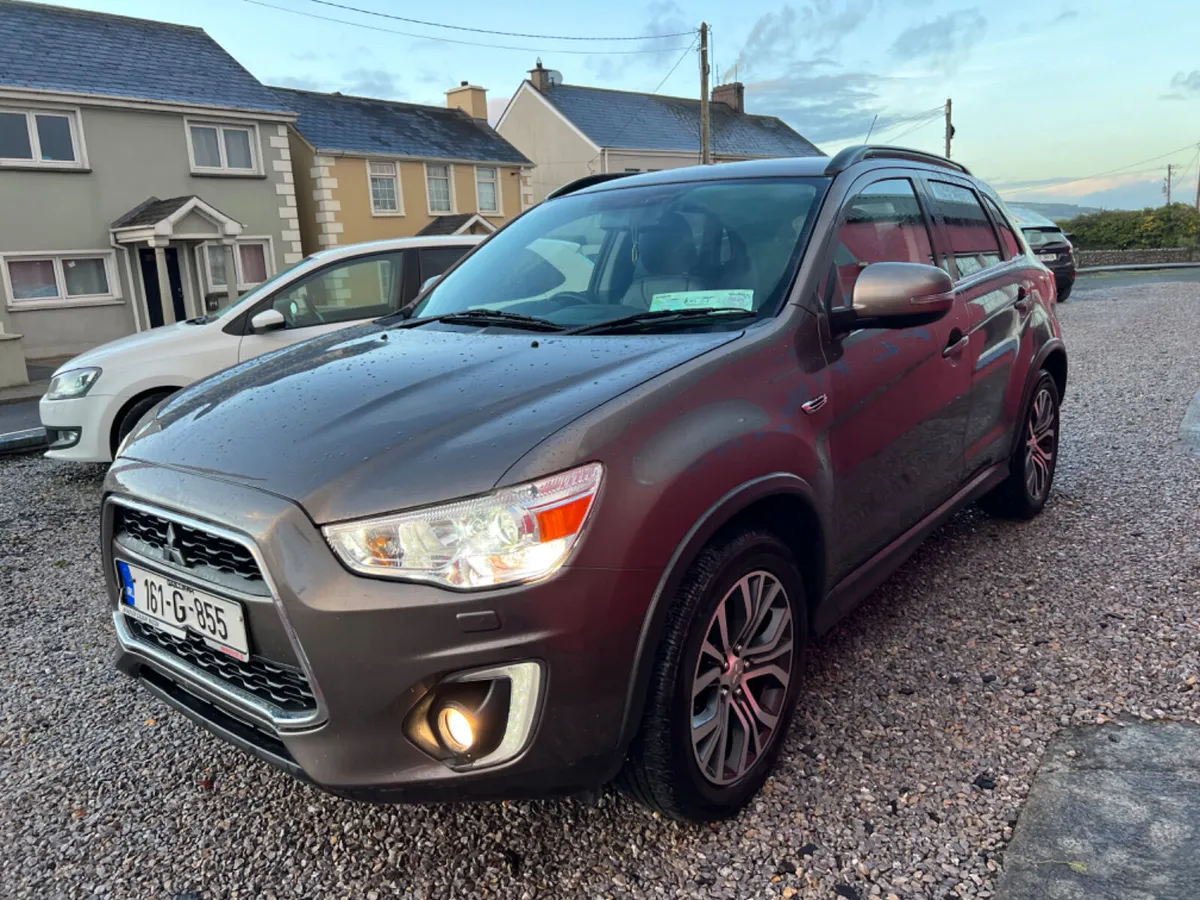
[1076,247,1200,268]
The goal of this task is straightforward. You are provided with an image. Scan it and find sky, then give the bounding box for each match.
[35,0,1200,210]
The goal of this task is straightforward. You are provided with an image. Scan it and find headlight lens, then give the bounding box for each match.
[323,462,603,588]
[46,367,102,400]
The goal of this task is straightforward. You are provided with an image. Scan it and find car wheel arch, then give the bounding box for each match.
[109,386,181,455]
[613,472,829,758]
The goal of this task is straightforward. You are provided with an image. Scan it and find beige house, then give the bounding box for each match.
[497,62,823,204]
[277,85,532,254]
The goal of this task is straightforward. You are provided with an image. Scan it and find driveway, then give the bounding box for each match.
[2,283,1198,899]
[1074,265,1200,293]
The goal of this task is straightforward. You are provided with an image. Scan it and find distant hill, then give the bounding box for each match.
[1000,200,1102,222]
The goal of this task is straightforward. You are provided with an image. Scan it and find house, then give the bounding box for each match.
[277,85,532,255]
[496,62,824,204]
[0,0,303,361]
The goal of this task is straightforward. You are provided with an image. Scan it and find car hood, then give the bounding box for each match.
[126,323,739,523]
[55,320,212,375]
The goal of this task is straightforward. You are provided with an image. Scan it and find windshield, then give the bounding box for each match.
[1021,227,1068,248]
[193,255,316,322]
[411,177,828,329]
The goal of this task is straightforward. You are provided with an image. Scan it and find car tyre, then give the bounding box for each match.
[979,371,1060,519]
[1056,282,1073,302]
[619,528,807,822]
[112,390,173,456]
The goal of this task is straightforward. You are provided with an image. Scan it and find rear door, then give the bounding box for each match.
[236,251,405,362]
[819,173,974,579]
[923,179,1033,473]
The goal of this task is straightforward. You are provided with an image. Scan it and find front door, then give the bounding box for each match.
[819,174,974,581]
[138,248,186,328]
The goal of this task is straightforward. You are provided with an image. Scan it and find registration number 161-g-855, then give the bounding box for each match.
[117,560,249,660]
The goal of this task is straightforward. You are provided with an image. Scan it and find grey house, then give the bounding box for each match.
[0,1,302,360]
[496,62,823,204]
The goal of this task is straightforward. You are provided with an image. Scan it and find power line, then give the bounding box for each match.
[886,111,944,144]
[871,106,945,142]
[241,0,693,54]
[307,0,695,41]
[1004,140,1200,195]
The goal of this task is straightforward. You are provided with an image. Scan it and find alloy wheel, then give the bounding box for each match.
[690,570,794,786]
[1024,385,1057,501]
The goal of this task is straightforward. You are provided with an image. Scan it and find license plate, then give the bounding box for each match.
[117,560,249,660]
[1038,253,1058,262]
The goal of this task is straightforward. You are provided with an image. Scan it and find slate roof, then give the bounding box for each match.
[418,214,475,235]
[111,196,194,229]
[0,0,291,114]
[275,88,531,165]
[536,83,822,157]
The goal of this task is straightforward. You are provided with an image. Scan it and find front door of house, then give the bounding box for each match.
[138,248,186,328]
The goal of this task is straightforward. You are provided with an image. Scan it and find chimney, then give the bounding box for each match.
[447,81,488,119]
[529,58,552,93]
[711,82,745,114]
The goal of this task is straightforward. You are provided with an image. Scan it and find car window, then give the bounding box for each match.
[1022,227,1068,248]
[929,181,1003,278]
[418,246,470,283]
[827,178,936,308]
[412,177,827,328]
[269,253,403,329]
[983,196,1022,258]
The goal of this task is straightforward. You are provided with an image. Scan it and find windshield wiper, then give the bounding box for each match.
[391,309,565,332]
[565,307,756,335]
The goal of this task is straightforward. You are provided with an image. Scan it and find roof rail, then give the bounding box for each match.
[824,144,970,177]
[546,171,637,200]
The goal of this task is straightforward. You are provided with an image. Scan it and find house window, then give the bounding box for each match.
[201,240,272,291]
[426,164,453,213]
[187,120,258,174]
[368,161,401,214]
[3,252,116,306]
[0,107,83,168]
[475,166,499,214]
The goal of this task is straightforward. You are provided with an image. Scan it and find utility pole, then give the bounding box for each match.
[699,22,711,165]
[1165,164,1173,206]
[943,98,954,158]
[1194,151,1200,210]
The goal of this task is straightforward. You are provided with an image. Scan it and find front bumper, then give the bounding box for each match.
[104,459,659,802]
[39,394,114,462]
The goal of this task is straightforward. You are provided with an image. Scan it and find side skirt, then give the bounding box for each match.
[812,463,1008,635]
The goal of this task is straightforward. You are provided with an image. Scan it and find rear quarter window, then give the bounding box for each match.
[929,180,1004,278]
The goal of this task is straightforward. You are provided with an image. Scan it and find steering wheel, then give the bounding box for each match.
[548,291,591,307]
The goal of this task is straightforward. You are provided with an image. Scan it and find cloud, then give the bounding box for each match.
[728,1,877,80]
[640,0,691,61]
[487,96,509,126]
[890,8,988,68]
[273,74,324,91]
[749,63,884,143]
[1053,8,1078,23]
[342,68,403,99]
[1170,70,1200,95]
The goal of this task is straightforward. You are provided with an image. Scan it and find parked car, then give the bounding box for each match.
[1007,205,1076,300]
[103,147,1067,822]
[39,236,481,462]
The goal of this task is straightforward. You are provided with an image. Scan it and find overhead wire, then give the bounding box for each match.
[241,0,693,54]
[1004,140,1200,195]
[306,0,696,41]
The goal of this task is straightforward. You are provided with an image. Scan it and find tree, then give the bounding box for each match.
[1062,204,1200,250]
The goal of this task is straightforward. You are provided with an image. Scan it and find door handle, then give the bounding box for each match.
[1015,286,1032,313]
[943,329,969,359]
[800,394,827,414]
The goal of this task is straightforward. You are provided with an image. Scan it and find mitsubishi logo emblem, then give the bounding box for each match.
[163,522,187,566]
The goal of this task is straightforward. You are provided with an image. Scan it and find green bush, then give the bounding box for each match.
[1062,204,1200,250]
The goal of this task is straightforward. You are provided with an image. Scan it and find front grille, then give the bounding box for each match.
[127,617,316,714]
[115,506,264,587]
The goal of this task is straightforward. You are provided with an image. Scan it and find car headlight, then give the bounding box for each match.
[46,367,102,400]
[323,462,603,589]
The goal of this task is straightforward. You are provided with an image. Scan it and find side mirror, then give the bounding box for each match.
[831,262,955,332]
[421,274,442,293]
[250,308,286,334]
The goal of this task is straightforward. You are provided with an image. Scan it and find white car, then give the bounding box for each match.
[40,235,481,463]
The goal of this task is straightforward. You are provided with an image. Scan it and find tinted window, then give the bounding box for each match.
[829,178,936,307]
[270,253,403,328]
[1022,227,1068,248]
[930,181,1003,278]
[983,196,1021,258]
[419,246,470,282]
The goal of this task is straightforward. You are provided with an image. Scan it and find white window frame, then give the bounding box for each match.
[366,159,404,216]
[0,105,87,169]
[196,237,276,293]
[1,250,120,310]
[184,118,262,176]
[424,162,456,215]
[474,165,502,216]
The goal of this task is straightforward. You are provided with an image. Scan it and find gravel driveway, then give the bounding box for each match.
[2,283,1198,900]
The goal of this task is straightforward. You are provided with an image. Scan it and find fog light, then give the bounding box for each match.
[437,704,475,753]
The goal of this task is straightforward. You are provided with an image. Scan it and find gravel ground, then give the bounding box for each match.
[2,283,1199,900]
